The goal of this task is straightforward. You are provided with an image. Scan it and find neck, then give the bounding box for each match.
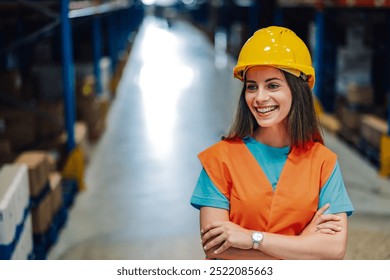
[254,126,290,148]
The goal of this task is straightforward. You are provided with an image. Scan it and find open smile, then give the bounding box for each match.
[256,105,278,114]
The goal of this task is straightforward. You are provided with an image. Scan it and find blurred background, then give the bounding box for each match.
[0,0,390,260]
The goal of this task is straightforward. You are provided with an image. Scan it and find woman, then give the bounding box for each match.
[190,26,354,260]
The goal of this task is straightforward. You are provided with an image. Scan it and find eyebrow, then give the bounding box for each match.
[246,77,283,83]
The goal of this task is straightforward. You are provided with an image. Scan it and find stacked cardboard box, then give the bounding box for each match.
[319,113,341,135]
[360,114,388,150]
[338,83,374,145]
[15,152,50,200]
[77,92,109,141]
[0,108,37,151]
[14,151,65,259]
[0,165,32,260]
[15,152,51,236]
[36,100,65,140]
[49,172,63,219]
[15,153,47,234]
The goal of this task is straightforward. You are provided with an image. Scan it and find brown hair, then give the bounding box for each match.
[223,70,323,151]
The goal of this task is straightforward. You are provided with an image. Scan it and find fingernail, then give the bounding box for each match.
[203,246,207,250]
[200,229,204,234]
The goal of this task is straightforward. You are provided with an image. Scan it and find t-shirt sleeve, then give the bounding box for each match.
[319,161,354,216]
[190,168,230,210]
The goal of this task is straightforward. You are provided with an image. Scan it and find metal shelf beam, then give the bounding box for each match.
[68,0,132,18]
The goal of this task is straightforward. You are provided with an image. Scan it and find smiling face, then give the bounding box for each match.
[245,66,292,131]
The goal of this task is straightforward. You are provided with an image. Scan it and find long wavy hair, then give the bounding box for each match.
[223,70,323,151]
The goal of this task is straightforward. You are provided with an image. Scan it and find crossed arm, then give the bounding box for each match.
[200,204,348,260]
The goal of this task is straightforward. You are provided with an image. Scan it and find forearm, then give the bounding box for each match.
[259,230,347,260]
[200,207,348,260]
[205,246,279,260]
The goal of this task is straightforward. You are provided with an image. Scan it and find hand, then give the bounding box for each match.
[201,221,252,255]
[300,203,342,236]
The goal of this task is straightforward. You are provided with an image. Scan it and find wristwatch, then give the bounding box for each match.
[252,232,264,249]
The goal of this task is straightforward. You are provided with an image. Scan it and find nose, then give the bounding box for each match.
[254,87,270,103]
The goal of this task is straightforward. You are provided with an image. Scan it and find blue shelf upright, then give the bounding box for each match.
[60,0,76,153]
[92,15,103,95]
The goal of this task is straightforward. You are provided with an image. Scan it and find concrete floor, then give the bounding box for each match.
[47,16,390,260]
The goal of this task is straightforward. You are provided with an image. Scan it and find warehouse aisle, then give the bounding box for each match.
[48,16,240,259]
[47,16,390,260]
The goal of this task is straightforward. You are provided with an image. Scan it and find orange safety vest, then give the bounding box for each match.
[198,138,337,236]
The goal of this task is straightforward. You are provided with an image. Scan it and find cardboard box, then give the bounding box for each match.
[46,153,58,172]
[77,96,101,130]
[49,172,63,215]
[0,109,37,150]
[346,83,374,106]
[77,96,109,141]
[97,97,111,125]
[319,113,341,135]
[31,189,53,234]
[360,114,389,149]
[76,74,96,98]
[15,151,50,198]
[340,105,362,131]
[338,125,360,146]
[36,100,64,139]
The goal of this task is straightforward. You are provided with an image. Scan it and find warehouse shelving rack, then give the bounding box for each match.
[0,0,143,153]
[276,0,390,176]
[0,0,144,259]
[60,0,141,153]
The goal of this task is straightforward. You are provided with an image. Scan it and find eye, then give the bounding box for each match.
[246,83,258,92]
[267,83,280,90]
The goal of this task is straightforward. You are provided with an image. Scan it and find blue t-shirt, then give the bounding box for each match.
[191,137,354,216]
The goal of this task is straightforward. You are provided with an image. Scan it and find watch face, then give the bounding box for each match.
[253,232,263,242]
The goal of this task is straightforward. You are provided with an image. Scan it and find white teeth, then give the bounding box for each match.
[256,106,278,114]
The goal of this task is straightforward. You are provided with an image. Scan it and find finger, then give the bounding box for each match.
[317,217,341,227]
[202,227,222,244]
[317,228,336,235]
[317,223,342,232]
[320,214,342,222]
[201,221,223,235]
[318,203,331,215]
[313,203,331,222]
[203,234,226,251]
[213,241,230,255]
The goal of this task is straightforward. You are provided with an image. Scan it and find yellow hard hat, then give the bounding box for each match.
[233,26,315,89]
